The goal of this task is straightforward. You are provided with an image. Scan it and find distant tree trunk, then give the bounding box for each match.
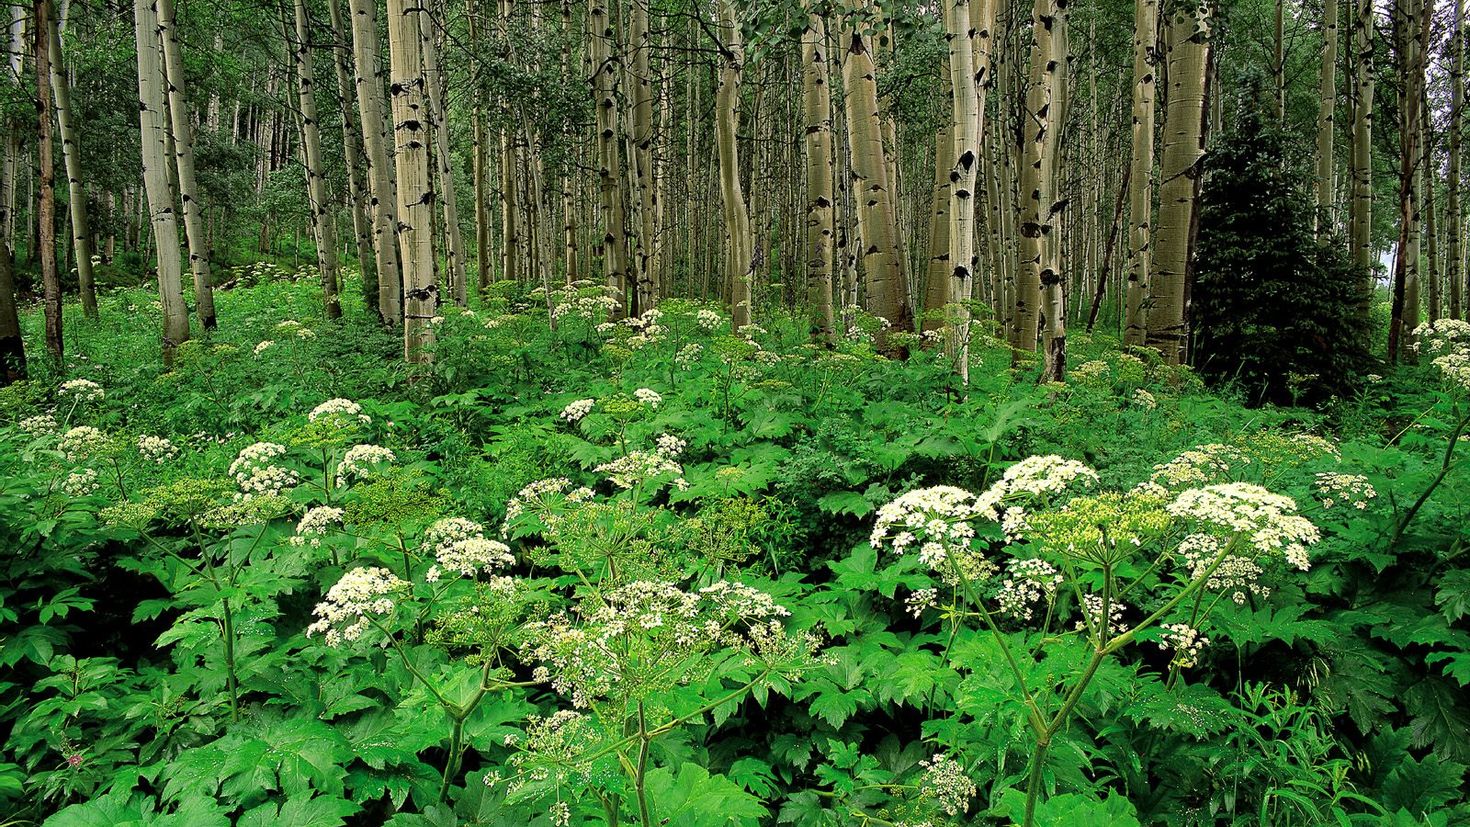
[715,0,752,330]
[1349,0,1375,315]
[1388,0,1425,362]
[135,0,189,367]
[1039,0,1070,380]
[36,0,60,362]
[588,0,628,315]
[386,0,437,361]
[1449,0,1465,319]
[469,0,491,293]
[418,2,466,306]
[1013,0,1061,357]
[293,0,341,319]
[46,4,94,320]
[0,225,20,383]
[842,3,911,352]
[1145,3,1211,365]
[5,9,24,246]
[943,0,990,381]
[627,0,659,312]
[1316,0,1339,234]
[801,2,836,344]
[349,0,404,324]
[326,0,378,314]
[1123,0,1159,346]
[1424,90,1440,322]
[157,0,217,330]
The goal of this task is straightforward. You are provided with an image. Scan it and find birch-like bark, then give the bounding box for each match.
[158,0,217,329]
[1145,2,1211,365]
[135,0,190,367]
[349,0,404,324]
[715,0,753,329]
[1123,0,1158,346]
[36,0,60,362]
[326,0,378,313]
[1315,0,1339,233]
[387,0,438,361]
[801,3,836,344]
[418,2,466,305]
[46,5,94,319]
[292,0,341,318]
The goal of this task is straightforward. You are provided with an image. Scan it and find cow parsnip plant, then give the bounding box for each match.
[2,279,1468,826]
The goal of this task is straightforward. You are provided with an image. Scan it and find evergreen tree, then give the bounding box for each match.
[1192,92,1372,406]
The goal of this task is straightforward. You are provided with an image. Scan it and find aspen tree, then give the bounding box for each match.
[45,5,94,320]
[561,0,578,285]
[387,0,438,362]
[468,0,491,293]
[801,1,836,345]
[349,0,404,324]
[842,0,911,350]
[1145,0,1210,365]
[1040,0,1070,380]
[1013,0,1061,357]
[292,0,342,319]
[1123,0,1159,345]
[4,9,22,244]
[942,0,990,381]
[588,0,629,315]
[1349,0,1375,312]
[418,1,466,306]
[1423,92,1439,322]
[135,0,189,368]
[627,0,659,311]
[158,0,217,329]
[36,0,59,362]
[715,0,753,329]
[326,0,378,312]
[1316,0,1339,233]
[1450,0,1465,318]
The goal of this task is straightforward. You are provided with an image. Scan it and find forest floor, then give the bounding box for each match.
[2,272,1468,826]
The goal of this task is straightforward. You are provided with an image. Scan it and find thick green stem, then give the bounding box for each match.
[634,701,654,827]
[220,598,240,722]
[1390,406,1470,549]
[437,714,465,802]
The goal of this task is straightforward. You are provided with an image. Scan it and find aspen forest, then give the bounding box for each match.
[6,0,1470,822]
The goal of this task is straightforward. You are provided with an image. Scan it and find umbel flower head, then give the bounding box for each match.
[309,398,371,426]
[57,378,104,403]
[336,444,396,485]
[1166,483,1319,570]
[59,426,112,462]
[137,434,180,465]
[289,506,344,547]
[306,566,408,647]
[229,442,299,500]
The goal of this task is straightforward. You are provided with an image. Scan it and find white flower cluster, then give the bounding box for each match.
[275,319,316,339]
[622,308,667,348]
[633,387,663,408]
[501,478,595,534]
[1076,593,1130,637]
[560,398,595,423]
[1433,352,1470,390]
[137,435,180,464]
[1313,472,1377,510]
[62,468,99,497]
[1159,623,1209,668]
[253,340,274,356]
[1414,319,1470,359]
[59,426,110,462]
[906,587,938,618]
[289,506,344,548]
[336,444,396,485]
[655,434,686,458]
[1150,444,1248,488]
[696,309,723,331]
[675,342,704,368]
[594,451,685,490]
[432,536,515,580]
[550,287,621,321]
[1166,483,1319,570]
[58,378,104,403]
[1177,534,1269,605]
[917,753,976,817]
[523,579,806,707]
[1133,388,1158,410]
[995,558,1063,621]
[1073,360,1110,381]
[306,566,407,647]
[869,486,994,586]
[20,413,57,435]
[309,398,371,425]
[975,455,1100,517]
[229,441,299,499]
